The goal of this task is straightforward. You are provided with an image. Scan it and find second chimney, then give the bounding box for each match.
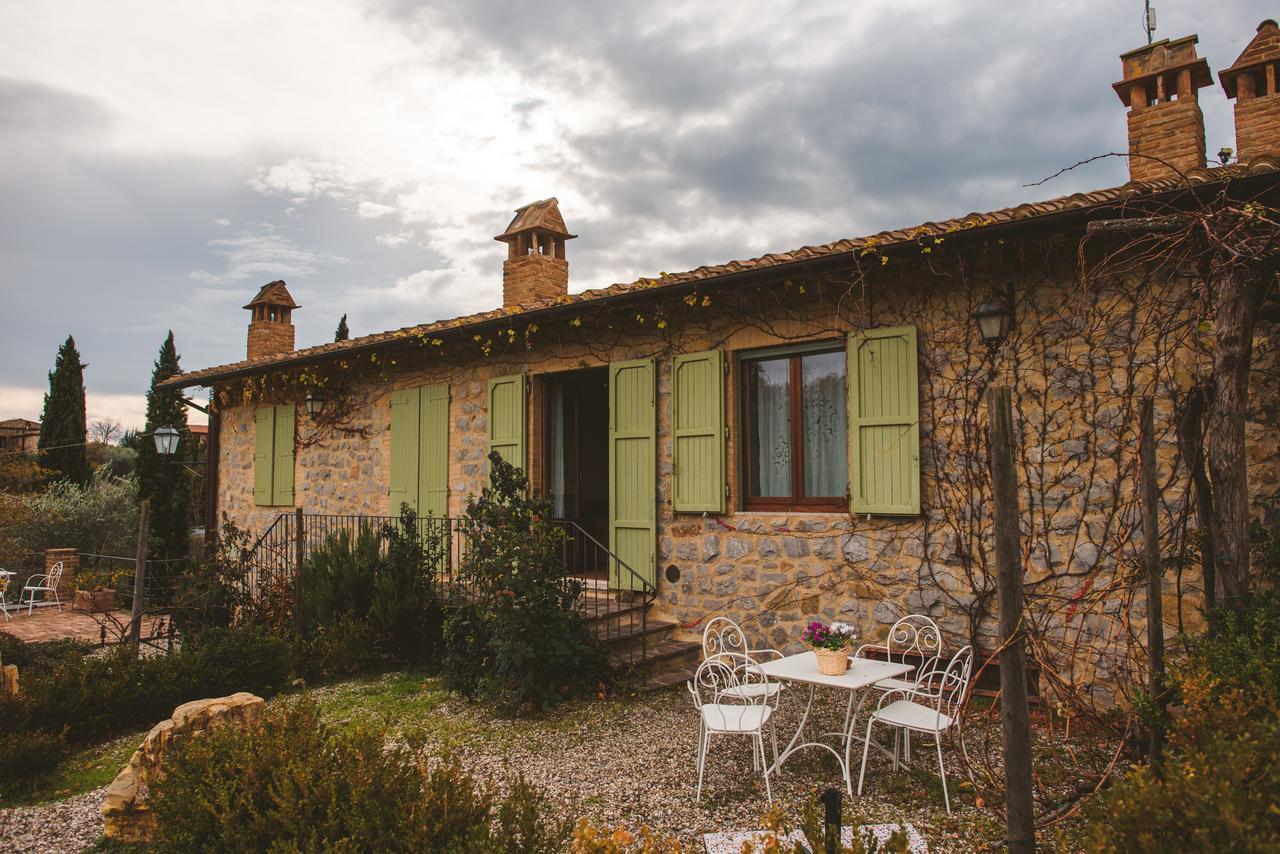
[1220,20,1280,162]
[494,198,575,309]
[1113,34,1214,182]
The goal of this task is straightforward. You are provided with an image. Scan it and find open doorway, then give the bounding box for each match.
[544,367,610,577]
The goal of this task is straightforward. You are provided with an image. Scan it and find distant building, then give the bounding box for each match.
[0,418,40,453]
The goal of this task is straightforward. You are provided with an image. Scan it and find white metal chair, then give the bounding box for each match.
[20,561,64,614]
[688,653,780,802]
[701,616,785,702]
[0,571,12,621]
[854,614,944,694]
[857,644,974,813]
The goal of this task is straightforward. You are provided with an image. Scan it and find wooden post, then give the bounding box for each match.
[1139,397,1165,767]
[131,499,150,647]
[294,507,305,638]
[987,387,1035,853]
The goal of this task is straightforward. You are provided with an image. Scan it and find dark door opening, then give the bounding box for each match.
[545,367,610,578]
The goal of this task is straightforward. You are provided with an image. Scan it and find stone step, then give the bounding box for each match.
[593,618,678,645]
[639,666,695,692]
[577,597,648,624]
[608,638,701,672]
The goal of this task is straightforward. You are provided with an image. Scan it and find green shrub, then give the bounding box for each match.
[298,509,441,664]
[1,468,139,556]
[0,634,90,674]
[151,697,567,853]
[6,626,289,742]
[1087,589,1280,850]
[291,615,383,683]
[0,729,66,798]
[441,453,608,714]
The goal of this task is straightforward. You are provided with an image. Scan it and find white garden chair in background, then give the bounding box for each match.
[19,561,64,614]
[857,644,975,813]
[688,653,781,802]
[854,614,944,694]
[701,616,785,702]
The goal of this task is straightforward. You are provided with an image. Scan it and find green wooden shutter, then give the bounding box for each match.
[389,388,420,515]
[848,326,920,515]
[253,406,274,506]
[271,404,296,506]
[609,358,657,590]
[672,350,725,513]
[487,374,527,471]
[419,383,450,517]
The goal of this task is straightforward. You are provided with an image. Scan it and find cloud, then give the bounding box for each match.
[376,231,413,248]
[190,231,350,285]
[357,200,396,219]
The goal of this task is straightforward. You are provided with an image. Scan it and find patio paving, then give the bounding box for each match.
[0,607,167,645]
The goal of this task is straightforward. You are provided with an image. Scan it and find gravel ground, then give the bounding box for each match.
[0,787,106,854]
[310,675,1013,851]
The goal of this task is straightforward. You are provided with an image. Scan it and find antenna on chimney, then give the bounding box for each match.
[1143,1,1157,44]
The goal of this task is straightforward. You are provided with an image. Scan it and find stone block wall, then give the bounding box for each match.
[209,252,1280,705]
[247,320,295,361]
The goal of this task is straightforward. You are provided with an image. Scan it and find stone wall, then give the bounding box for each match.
[102,692,264,843]
[209,247,1280,705]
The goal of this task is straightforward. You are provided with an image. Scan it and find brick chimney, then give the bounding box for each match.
[1113,34,1214,182]
[1220,20,1280,161]
[244,280,298,360]
[494,198,575,309]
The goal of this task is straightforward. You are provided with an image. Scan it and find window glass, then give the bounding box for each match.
[746,357,791,497]
[801,351,848,497]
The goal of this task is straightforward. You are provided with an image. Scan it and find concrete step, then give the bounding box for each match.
[639,666,695,692]
[593,618,678,645]
[608,638,701,672]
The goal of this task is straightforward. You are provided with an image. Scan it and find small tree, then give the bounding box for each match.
[441,453,608,712]
[138,331,191,562]
[334,314,349,341]
[38,335,91,485]
[90,417,123,445]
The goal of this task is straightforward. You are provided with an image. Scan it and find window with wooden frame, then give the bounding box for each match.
[740,343,848,510]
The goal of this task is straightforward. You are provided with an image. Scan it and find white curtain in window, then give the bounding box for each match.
[801,351,848,497]
[548,383,566,517]
[749,359,791,497]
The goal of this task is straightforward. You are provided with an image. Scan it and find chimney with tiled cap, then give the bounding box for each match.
[494,198,575,309]
[1113,33,1214,182]
[244,280,298,360]
[1221,20,1280,161]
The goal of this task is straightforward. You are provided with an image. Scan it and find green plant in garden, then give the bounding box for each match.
[137,331,191,562]
[151,697,567,853]
[298,507,441,666]
[441,452,608,713]
[37,335,91,485]
[1,468,139,557]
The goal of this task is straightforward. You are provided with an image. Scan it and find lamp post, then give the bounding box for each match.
[304,390,326,419]
[152,426,180,456]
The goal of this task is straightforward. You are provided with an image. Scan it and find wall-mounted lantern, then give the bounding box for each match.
[974,287,1014,348]
[153,426,181,456]
[304,390,327,419]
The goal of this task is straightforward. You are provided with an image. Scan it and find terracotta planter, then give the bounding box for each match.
[73,589,116,613]
[813,646,851,676]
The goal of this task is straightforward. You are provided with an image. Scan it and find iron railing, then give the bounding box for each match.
[239,511,659,675]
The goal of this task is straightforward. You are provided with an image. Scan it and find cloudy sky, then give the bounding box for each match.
[0,0,1270,430]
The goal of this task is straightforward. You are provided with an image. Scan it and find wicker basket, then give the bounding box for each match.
[813,646,850,676]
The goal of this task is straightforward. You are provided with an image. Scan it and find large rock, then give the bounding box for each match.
[102,692,264,844]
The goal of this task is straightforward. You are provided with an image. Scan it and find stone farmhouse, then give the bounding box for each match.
[0,418,40,454]
[163,23,1280,699]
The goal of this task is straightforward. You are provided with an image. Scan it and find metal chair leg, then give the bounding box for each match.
[936,733,951,814]
[857,719,875,796]
[758,734,773,803]
[696,731,710,800]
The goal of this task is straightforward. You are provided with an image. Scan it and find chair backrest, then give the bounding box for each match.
[884,614,943,676]
[916,644,974,728]
[702,616,749,659]
[688,653,771,730]
[46,561,64,588]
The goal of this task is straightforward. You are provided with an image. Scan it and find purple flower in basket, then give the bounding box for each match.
[802,619,858,651]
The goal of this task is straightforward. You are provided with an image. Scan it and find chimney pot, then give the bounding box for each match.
[1221,20,1280,161]
[494,198,575,309]
[1112,34,1213,182]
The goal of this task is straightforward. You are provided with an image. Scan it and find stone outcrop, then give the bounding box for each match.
[102,693,264,844]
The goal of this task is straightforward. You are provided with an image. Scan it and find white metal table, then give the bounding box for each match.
[758,653,913,794]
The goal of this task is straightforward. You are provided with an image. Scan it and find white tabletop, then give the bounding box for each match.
[758,652,913,691]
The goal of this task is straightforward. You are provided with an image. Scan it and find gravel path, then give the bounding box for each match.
[0,787,106,854]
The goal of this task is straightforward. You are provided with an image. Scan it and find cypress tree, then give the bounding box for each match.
[38,335,91,485]
[138,331,191,562]
[335,314,349,341]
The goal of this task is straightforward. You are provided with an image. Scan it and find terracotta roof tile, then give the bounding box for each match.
[161,157,1280,389]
